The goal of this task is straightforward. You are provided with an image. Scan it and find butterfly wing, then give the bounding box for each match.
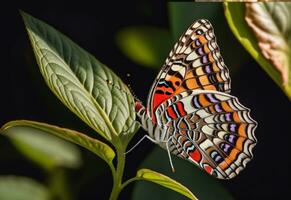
[157,90,257,179]
[143,19,256,178]
[147,19,231,122]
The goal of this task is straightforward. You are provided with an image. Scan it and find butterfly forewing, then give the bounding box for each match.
[147,19,231,122]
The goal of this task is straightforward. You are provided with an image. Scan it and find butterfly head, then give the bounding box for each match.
[125,81,145,113]
[135,100,145,113]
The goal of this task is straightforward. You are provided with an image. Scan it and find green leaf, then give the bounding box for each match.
[134,168,198,200]
[116,26,172,68]
[0,176,49,200]
[21,11,137,141]
[2,125,81,170]
[119,119,141,146]
[1,120,115,166]
[224,2,291,99]
[132,148,233,200]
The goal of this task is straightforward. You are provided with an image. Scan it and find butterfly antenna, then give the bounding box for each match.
[166,138,176,173]
[126,73,142,103]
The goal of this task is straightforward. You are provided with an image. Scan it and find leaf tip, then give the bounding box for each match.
[19,10,32,30]
[1,120,24,135]
[1,122,11,133]
[19,10,29,21]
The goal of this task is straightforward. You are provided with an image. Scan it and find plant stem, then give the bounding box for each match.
[47,167,71,200]
[120,177,140,191]
[109,145,126,200]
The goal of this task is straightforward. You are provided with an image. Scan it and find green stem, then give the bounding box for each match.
[109,145,126,200]
[47,167,71,200]
[120,177,140,191]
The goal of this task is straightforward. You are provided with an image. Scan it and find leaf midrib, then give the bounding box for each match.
[27,27,119,139]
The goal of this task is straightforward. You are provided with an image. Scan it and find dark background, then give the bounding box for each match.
[0,1,290,200]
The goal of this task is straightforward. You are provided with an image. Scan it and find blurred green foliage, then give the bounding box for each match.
[116,2,251,76]
[5,126,81,170]
[224,2,291,99]
[116,26,172,68]
[0,176,49,200]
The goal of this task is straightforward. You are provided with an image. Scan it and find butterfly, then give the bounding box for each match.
[128,19,257,179]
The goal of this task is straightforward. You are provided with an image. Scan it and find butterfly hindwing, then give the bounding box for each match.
[168,130,229,179]
[147,19,231,122]
[156,90,257,179]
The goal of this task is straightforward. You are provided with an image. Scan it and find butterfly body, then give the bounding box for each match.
[133,19,257,179]
[135,102,168,148]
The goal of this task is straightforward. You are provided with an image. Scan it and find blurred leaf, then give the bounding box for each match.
[21,11,137,141]
[3,125,81,170]
[0,176,49,200]
[169,2,221,40]
[245,2,291,97]
[224,2,291,99]
[116,3,251,75]
[134,168,198,200]
[116,26,172,68]
[132,148,233,200]
[1,120,115,167]
[47,168,72,200]
[168,2,250,75]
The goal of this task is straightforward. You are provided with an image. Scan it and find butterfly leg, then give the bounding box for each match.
[166,136,175,173]
[125,135,159,155]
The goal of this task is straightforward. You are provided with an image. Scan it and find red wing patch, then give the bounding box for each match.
[189,149,202,163]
